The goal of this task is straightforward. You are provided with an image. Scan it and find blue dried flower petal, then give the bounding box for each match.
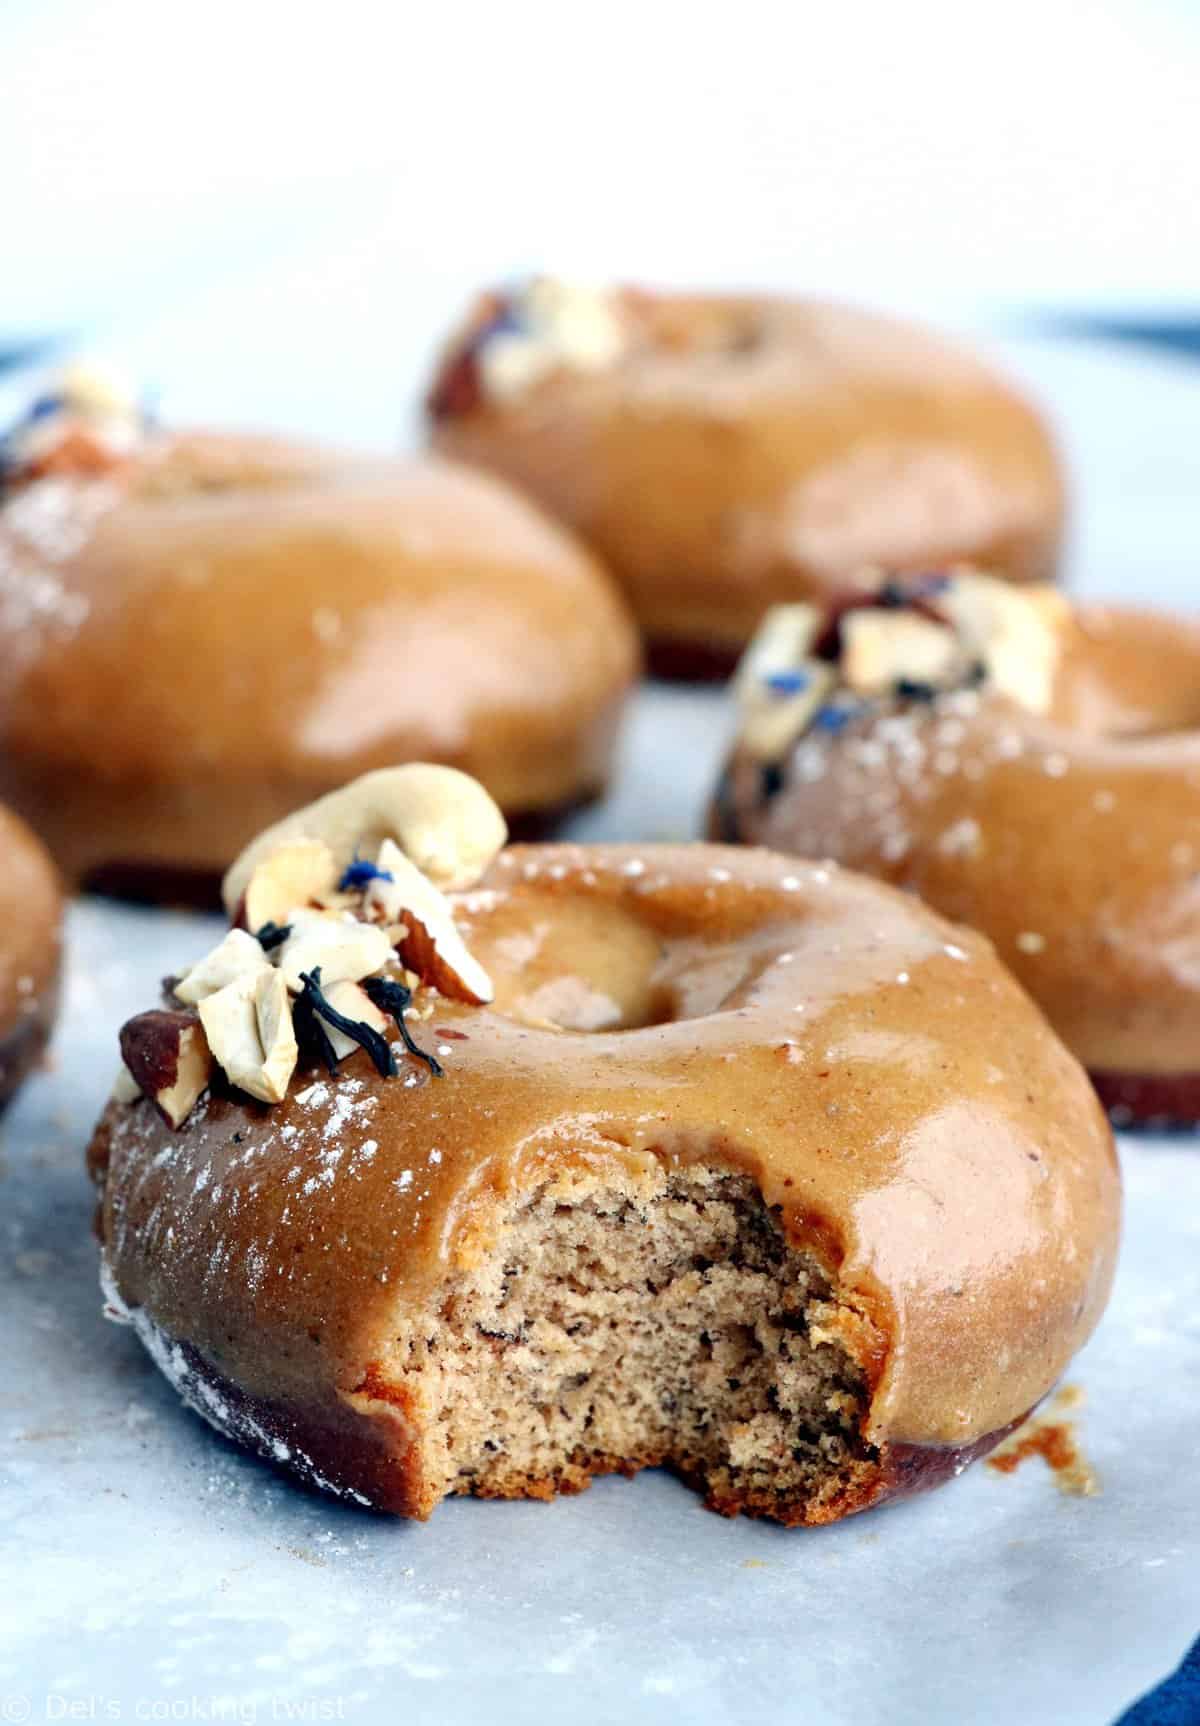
[472,299,528,355]
[338,856,395,891]
[2,394,63,452]
[487,306,526,337]
[813,704,855,733]
[763,669,811,696]
[296,966,397,1079]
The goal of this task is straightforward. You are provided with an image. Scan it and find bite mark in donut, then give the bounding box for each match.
[102,1172,1033,1526]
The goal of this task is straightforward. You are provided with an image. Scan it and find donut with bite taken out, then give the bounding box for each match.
[89,766,1118,1521]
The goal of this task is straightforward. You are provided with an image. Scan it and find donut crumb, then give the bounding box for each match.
[985,1386,1098,1496]
[371,1164,878,1524]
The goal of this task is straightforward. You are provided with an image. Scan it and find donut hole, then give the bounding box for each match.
[475,890,797,1035]
[511,972,678,1033]
[378,1162,877,1522]
[478,896,677,1032]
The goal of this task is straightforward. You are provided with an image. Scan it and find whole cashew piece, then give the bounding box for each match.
[222,765,508,917]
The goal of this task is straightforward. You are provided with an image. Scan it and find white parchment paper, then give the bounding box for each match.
[3,338,1200,1724]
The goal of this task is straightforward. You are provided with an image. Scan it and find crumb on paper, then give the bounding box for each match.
[986,1385,1099,1497]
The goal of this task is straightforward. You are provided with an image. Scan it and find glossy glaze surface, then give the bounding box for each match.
[90,843,1119,1452]
[0,435,638,883]
[430,294,1064,655]
[0,804,62,1107]
[720,606,1200,1082]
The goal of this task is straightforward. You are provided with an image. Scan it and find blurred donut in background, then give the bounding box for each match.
[426,282,1065,676]
[0,801,60,1112]
[712,569,1200,1126]
[0,365,639,898]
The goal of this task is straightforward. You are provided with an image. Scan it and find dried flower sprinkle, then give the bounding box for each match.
[338,856,395,891]
[295,968,398,1079]
[363,976,444,1078]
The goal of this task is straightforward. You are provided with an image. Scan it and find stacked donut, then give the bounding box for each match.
[10,279,1189,1529]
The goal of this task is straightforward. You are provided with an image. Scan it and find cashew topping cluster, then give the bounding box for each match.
[0,359,145,490]
[115,765,507,1128]
[432,278,629,415]
[736,570,1069,762]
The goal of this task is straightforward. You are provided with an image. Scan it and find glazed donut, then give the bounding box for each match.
[88,766,1118,1524]
[0,368,638,895]
[426,281,1064,674]
[713,569,1200,1124]
[0,803,62,1111]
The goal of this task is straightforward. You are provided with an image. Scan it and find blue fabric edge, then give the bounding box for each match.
[1113,1634,1200,1724]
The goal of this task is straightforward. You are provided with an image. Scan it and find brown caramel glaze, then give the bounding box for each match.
[0,434,639,888]
[429,293,1064,668]
[89,844,1119,1516]
[0,805,62,1112]
[716,604,1200,1120]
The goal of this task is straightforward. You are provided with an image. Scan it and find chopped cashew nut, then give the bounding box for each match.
[841,610,961,696]
[319,979,392,1063]
[253,970,299,1102]
[242,838,338,934]
[734,604,820,707]
[368,840,494,1004]
[222,765,507,914]
[735,604,832,760]
[275,910,394,995]
[738,665,835,761]
[198,973,291,1104]
[941,575,1067,714]
[479,281,627,401]
[56,359,141,423]
[173,928,271,1005]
